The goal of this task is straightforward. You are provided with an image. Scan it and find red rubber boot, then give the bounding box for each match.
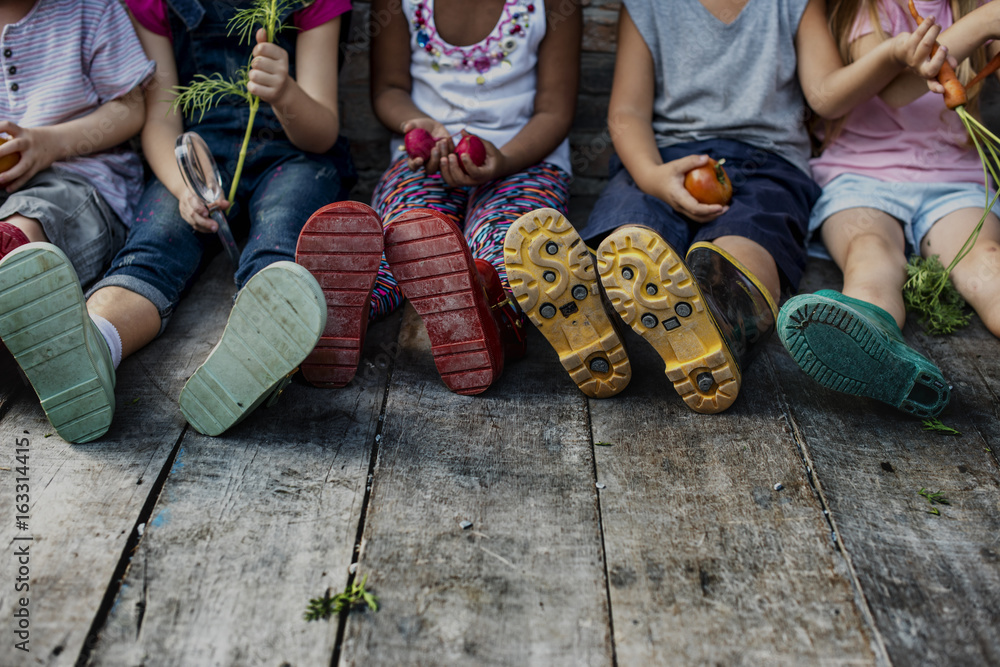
[383,208,504,395]
[295,201,383,388]
[475,258,527,363]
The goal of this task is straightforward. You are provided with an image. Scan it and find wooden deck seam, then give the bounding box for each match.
[75,427,188,667]
[584,395,620,667]
[331,336,397,666]
[764,349,894,666]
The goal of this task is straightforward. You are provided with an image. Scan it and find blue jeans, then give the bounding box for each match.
[90,150,352,328]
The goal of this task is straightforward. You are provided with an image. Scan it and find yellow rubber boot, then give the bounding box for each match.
[596,228,739,413]
[503,208,631,398]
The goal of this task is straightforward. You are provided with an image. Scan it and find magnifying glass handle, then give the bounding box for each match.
[210,209,242,268]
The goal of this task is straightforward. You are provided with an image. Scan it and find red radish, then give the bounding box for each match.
[455,134,486,172]
[404,128,436,162]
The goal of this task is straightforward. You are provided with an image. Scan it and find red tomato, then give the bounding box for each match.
[684,158,732,206]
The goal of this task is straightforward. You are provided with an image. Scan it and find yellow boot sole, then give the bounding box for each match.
[503,208,630,398]
[596,227,739,414]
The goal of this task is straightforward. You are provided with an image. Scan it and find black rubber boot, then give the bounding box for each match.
[684,241,779,376]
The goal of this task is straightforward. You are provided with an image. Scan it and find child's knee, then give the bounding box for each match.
[2,214,46,242]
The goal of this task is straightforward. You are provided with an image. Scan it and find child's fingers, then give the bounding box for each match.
[248,68,282,91]
[670,154,711,174]
[0,120,23,138]
[255,27,268,45]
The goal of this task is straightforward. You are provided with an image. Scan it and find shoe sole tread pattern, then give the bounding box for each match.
[295,203,383,388]
[0,245,114,443]
[597,229,738,414]
[178,262,326,436]
[504,208,630,398]
[779,298,950,418]
[384,211,501,396]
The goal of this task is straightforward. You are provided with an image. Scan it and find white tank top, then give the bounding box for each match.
[389,0,572,174]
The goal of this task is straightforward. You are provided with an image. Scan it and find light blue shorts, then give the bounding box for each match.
[807,173,996,258]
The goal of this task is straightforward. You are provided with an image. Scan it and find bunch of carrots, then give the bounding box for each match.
[902,0,1000,333]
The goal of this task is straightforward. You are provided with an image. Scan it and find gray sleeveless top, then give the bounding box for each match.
[622,0,812,174]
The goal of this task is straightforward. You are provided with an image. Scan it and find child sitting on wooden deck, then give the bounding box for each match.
[294,0,582,397]
[0,0,354,442]
[779,0,1000,418]
[505,0,950,414]
[0,0,153,442]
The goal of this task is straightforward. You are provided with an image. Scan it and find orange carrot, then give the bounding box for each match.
[966,50,1000,90]
[908,0,968,109]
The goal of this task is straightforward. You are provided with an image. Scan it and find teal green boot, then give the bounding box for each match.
[777,290,950,417]
[178,261,326,436]
[0,243,116,442]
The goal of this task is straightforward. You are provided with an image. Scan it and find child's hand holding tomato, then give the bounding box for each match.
[651,154,729,223]
[248,28,292,107]
[0,121,59,194]
[439,131,505,187]
[402,118,454,174]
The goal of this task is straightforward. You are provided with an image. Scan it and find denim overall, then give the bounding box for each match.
[92,0,355,327]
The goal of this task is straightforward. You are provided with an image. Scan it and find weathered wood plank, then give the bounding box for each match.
[775,260,1000,666]
[590,323,878,664]
[0,258,236,666]
[86,311,400,667]
[339,306,613,666]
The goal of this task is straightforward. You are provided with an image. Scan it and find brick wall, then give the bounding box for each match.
[339,1,621,219]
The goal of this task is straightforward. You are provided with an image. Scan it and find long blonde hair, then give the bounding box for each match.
[820,0,987,147]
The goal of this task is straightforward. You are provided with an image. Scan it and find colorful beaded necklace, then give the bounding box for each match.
[410,0,537,84]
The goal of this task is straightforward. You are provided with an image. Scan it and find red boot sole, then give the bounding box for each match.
[295,202,383,387]
[384,209,502,395]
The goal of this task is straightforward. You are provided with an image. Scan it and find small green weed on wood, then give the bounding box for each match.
[304,574,379,622]
[918,488,951,516]
[921,418,961,435]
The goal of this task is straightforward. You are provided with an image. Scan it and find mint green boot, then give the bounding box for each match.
[777,290,950,417]
[0,243,115,443]
[178,261,326,436]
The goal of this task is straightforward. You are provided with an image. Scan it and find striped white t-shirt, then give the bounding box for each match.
[0,0,155,226]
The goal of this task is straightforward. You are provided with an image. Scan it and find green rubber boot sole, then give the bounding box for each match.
[178,261,327,436]
[777,290,950,418]
[0,243,115,443]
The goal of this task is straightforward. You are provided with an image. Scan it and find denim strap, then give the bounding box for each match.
[163,0,205,31]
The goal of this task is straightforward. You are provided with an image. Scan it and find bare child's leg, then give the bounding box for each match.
[713,235,780,302]
[777,208,950,417]
[820,208,908,327]
[921,209,1000,337]
[2,214,46,242]
[86,286,161,359]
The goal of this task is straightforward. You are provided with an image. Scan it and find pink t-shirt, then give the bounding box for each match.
[127,0,351,39]
[811,0,983,187]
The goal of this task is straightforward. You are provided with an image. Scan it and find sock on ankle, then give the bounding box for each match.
[89,314,123,369]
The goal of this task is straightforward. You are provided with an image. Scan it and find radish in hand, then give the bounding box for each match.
[455,133,486,173]
[404,127,436,162]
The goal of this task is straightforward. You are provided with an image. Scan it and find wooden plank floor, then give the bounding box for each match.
[1,256,998,666]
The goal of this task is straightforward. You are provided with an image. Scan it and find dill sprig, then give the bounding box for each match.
[229,0,301,43]
[172,70,251,123]
[304,574,379,622]
[903,107,1000,335]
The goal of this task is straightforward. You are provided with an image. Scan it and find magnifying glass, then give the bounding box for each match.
[175,132,241,267]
